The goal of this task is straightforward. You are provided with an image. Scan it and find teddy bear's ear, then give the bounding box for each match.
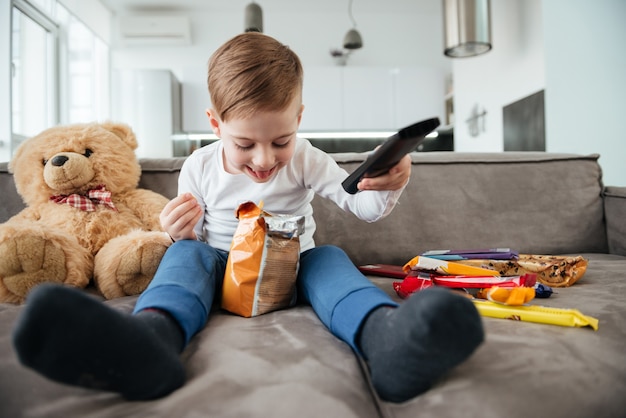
[8,129,40,174]
[100,121,138,150]
[8,140,26,173]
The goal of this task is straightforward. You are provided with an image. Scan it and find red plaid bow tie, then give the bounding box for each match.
[50,185,117,212]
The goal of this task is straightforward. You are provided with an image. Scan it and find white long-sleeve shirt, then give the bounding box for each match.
[178,137,405,252]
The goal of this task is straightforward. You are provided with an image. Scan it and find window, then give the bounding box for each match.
[56,4,109,124]
[11,0,57,143]
[9,0,109,155]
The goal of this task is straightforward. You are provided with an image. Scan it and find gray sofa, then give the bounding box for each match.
[1,151,625,418]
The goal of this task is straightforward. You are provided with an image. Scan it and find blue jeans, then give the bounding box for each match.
[134,240,397,351]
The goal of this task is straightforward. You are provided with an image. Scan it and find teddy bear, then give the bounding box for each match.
[0,122,173,304]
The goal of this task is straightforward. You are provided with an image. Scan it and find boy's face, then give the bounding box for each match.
[207,97,304,183]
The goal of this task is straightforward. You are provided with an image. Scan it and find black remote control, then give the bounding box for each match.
[341,117,440,194]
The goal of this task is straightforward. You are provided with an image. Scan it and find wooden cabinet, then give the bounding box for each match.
[342,67,395,130]
[182,66,445,133]
[300,66,445,132]
[393,67,445,129]
[299,67,343,131]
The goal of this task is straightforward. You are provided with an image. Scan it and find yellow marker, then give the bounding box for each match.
[472,300,599,331]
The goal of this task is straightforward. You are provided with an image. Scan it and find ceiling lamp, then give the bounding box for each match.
[443,0,492,58]
[343,0,363,50]
[244,2,263,33]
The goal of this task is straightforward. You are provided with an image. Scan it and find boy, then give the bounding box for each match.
[13,32,483,403]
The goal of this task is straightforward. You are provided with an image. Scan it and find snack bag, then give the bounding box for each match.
[454,254,588,287]
[403,255,501,276]
[222,201,305,317]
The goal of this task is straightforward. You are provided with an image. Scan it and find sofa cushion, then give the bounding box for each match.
[371,253,626,418]
[604,186,626,256]
[1,253,625,418]
[312,152,608,266]
[3,153,610,265]
[0,297,382,418]
[138,157,187,200]
[0,159,187,223]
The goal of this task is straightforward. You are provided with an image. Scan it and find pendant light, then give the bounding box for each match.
[443,0,492,58]
[244,2,263,33]
[343,0,363,50]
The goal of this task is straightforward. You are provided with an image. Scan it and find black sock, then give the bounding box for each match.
[12,284,186,400]
[358,287,484,403]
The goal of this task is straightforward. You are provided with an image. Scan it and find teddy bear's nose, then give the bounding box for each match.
[51,155,69,167]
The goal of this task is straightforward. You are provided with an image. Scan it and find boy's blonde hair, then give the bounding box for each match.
[208,32,303,122]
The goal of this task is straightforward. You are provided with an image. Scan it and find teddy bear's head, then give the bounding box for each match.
[9,122,142,206]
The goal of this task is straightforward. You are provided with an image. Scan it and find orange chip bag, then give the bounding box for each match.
[221,201,304,317]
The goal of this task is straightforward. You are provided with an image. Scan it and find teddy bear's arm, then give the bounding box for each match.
[5,206,42,224]
[119,189,169,231]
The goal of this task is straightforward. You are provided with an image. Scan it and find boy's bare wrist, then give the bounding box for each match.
[166,231,199,242]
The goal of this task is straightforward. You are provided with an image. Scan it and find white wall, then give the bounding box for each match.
[451,0,625,186]
[543,0,626,187]
[452,0,545,152]
[107,0,625,185]
[110,9,451,76]
[109,8,451,134]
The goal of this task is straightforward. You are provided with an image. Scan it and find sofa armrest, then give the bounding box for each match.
[604,186,626,256]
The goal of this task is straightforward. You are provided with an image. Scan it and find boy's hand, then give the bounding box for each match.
[357,154,411,192]
[160,193,203,241]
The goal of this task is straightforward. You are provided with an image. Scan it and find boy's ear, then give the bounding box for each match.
[206,109,221,137]
[297,104,305,126]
